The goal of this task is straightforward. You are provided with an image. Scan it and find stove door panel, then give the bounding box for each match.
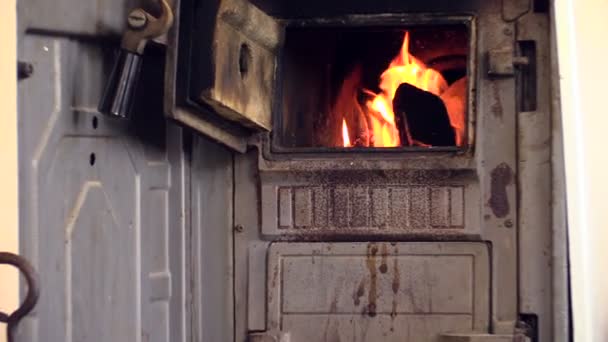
[166,0,283,152]
[263,242,490,341]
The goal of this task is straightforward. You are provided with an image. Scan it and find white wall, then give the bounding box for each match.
[554,0,608,340]
[0,0,19,341]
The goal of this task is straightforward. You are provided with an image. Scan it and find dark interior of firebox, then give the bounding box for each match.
[274,24,469,151]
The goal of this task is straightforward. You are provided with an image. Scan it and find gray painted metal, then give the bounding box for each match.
[549,4,571,341]
[17,1,188,341]
[516,11,554,342]
[188,137,235,342]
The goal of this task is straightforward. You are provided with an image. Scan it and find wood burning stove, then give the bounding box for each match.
[164,0,554,341]
[276,23,470,151]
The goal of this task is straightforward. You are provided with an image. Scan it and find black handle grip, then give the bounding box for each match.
[98,49,143,119]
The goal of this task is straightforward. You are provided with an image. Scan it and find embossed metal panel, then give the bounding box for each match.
[266,242,490,341]
[261,182,479,237]
[17,12,186,342]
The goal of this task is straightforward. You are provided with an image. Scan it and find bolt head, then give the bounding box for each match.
[128,9,148,30]
[18,62,34,79]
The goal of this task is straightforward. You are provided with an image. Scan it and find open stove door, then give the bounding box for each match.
[165,0,282,153]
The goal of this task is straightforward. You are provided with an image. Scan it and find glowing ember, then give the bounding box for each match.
[335,31,465,148]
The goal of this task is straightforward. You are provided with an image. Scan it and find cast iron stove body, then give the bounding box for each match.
[166,0,553,341]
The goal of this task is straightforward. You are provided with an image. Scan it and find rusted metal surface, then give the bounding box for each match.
[0,252,40,342]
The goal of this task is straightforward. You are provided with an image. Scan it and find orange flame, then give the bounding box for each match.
[359,32,448,147]
[342,119,352,147]
[336,31,467,148]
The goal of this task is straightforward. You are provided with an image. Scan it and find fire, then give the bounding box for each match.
[342,119,352,147]
[337,31,464,148]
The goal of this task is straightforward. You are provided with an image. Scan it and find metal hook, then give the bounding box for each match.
[0,252,40,342]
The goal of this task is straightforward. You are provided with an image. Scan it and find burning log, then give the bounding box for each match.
[331,66,371,147]
[393,83,456,146]
[440,77,467,146]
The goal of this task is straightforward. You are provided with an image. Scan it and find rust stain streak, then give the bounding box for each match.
[489,163,513,218]
[353,278,365,307]
[491,82,503,118]
[379,244,388,274]
[392,256,400,295]
[391,254,400,320]
[366,243,378,317]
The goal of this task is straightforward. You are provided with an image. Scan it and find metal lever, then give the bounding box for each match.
[0,252,40,342]
[99,0,174,119]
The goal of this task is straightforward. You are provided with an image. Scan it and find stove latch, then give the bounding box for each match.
[487,47,530,77]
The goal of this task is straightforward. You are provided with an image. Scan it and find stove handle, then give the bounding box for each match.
[98,0,173,120]
[0,252,40,342]
[98,49,143,119]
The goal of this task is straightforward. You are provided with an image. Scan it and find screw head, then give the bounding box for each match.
[234,225,244,233]
[504,219,514,228]
[128,9,148,30]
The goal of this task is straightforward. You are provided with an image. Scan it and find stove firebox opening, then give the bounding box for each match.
[275,24,470,151]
